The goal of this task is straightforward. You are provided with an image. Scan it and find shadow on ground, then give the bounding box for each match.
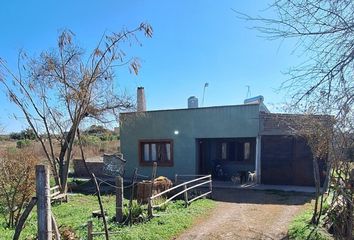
[69,178,314,206]
[210,188,314,205]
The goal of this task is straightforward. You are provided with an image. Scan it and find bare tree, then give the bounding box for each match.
[0,23,153,193]
[287,113,334,224]
[236,1,354,238]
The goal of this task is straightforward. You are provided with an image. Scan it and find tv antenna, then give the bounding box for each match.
[202,82,209,106]
[245,85,251,98]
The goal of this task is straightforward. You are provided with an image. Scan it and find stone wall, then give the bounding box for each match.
[73,153,125,177]
[73,159,105,177]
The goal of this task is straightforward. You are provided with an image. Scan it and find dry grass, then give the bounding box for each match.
[0,140,16,153]
[0,139,119,162]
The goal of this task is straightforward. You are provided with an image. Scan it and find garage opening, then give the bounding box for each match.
[197,138,256,180]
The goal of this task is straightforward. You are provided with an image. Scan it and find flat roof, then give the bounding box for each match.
[120,103,260,115]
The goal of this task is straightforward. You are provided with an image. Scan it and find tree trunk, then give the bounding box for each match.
[92,173,109,240]
[13,197,37,240]
[311,158,320,225]
[58,121,79,194]
[316,191,324,225]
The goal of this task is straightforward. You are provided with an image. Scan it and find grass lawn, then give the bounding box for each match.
[288,204,333,240]
[0,194,215,239]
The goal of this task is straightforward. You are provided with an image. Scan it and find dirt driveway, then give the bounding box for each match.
[176,189,313,240]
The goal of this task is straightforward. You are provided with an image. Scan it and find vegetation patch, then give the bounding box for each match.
[288,204,333,240]
[0,194,215,239]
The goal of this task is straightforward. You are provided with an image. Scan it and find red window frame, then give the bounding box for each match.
[139,139,174,167]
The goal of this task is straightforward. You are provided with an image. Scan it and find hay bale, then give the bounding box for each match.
[154,176,173,192]
[136,176,173,204]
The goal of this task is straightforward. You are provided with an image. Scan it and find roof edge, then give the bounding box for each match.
[120,103,261,115]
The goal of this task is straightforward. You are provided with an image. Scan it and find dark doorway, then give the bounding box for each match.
[197,138,256,180]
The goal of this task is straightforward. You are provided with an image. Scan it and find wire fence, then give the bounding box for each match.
[85,167,213,239]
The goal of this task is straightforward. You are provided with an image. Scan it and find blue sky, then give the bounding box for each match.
[0,0,303,132]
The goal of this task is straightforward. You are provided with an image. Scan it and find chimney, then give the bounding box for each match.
[137,87,146,112]
[188,96,198,108]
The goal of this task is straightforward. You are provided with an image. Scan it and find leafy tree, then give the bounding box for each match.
[83,125,118,141]
[9,128,36,140]
[0,23,153,193]
[9,132,22,140]
[85,125,109,135]
[22,128,36,140]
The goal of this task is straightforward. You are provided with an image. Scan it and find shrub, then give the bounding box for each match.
[100,134,118,141]
[152,197,169,211]
[9,132,22,140]
[123,200,145,223]
[77,135,101,146]
[0,148,38,228]
[16,139,31,148]
[21,128,36,140]
[10,128,36,141]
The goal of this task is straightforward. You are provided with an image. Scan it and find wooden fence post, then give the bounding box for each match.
[87,221,93,240]
[147,198,153,218]
[116,176,123,222]
[91,173,109,240]
[36,165,52,240]
[148,162,157,218]
[183,184,189,207]
[128,168,138,226]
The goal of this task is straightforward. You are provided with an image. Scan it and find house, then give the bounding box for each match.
[120,87,327,186]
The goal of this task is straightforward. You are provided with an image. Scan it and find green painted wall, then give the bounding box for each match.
[120,104,261,179]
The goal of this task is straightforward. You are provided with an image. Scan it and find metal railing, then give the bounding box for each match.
[148,174,212,215]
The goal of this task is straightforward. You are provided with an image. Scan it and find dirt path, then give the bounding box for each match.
[176,189,312,240]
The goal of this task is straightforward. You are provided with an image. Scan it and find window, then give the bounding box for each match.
[244,142,250,160]
[139,140,173,166]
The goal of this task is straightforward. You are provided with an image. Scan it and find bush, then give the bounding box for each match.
[10,128,36,141]
[77,135,101,146]
[0,148,38,228]
[9,132,22,140]
[100,134,118,141]
[16,139,31,148]
[123,200,145,222]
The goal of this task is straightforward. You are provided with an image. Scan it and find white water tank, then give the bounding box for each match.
[244,95,264,105]
[188,96,198,108]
